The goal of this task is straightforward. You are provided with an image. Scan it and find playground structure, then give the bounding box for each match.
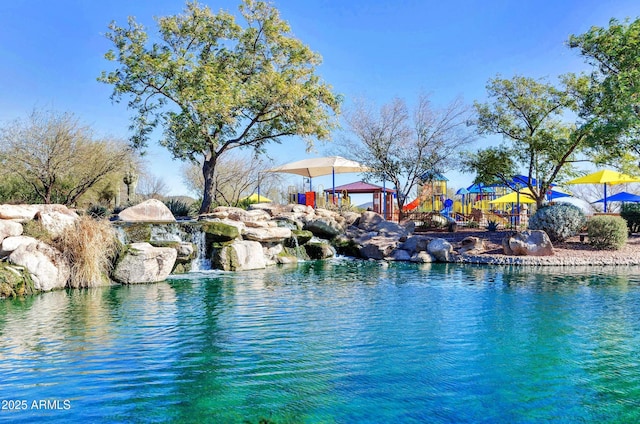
[403,173,540,230]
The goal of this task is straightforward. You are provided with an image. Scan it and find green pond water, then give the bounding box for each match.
[1,259,640,423]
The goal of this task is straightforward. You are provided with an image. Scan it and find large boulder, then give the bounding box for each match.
[118,199,176,222]
[243,227,292,243]
[399,236,432,256]
[359,236,399,260]
[0,220,23,242]
[390,249,412,261]
[8,241,70,291]
[502,230,554,256]
[0,204,76,222]
[358,211,384,231]
[457,236,485,255]
[228,208,271,223]
[1,236,38,258]
[305,241,336,260]
[112,242,177,284]
[212,240,266,271]
[285,229,314,247]
[427,238,454,262]
[304,218,343,239]
[35,210,79,237]
[375,220,411,239]
[200,221,241,242]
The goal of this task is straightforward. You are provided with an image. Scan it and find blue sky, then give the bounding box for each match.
[1,0,638,198]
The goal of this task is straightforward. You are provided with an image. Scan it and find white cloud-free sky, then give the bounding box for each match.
[1,0,638,198]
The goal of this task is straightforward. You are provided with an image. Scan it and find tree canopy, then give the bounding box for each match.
[343,95,473,218]
[568,17,640,160]
[462,75,579,208]
[100,0,341,213]
[0,109,132,206]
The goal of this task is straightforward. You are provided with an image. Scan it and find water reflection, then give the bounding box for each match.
[1,262,640,422]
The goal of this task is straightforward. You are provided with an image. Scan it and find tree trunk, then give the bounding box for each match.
[199,156,217,214]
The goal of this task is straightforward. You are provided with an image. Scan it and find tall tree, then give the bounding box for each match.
[100,0,341,213]
[461,75,606,209]
[182,151,283,206]
[568,18,640,160]
[343,95,473,219]
[0,109,132,205]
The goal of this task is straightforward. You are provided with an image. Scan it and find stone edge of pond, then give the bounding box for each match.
[452,254,640,266]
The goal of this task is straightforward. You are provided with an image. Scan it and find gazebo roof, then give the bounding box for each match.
[323,181,395,194]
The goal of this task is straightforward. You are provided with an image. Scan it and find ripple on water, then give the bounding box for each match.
[2,262,640,422]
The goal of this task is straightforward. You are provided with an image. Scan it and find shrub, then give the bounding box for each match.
[87,204,109,219]
[486,219,499,232]
[587,215,628,250]
[467,220,480,229]
[620,203,640,233]
[22,219,54,245]
[165,199,191,217]
[528,203,586,242]
[55,216,119,288]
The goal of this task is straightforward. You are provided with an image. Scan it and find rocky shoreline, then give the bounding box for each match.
[421,229,640,266]
[2,200,640,299]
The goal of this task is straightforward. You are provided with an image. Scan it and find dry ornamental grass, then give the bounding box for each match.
[56,216,119,288]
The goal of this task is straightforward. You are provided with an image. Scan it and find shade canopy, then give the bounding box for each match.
[593,191,640,204]
[489,189,537,204]
[565,170,640,212]
[548,189,571,200]
[466,183,495,194]
[564,170,640,185]
[265,156,370,178]
[241,193,272,203]
[323,180,395,194]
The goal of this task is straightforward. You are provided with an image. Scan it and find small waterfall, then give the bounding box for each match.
[291,233,303,261]
[190,229,211,271]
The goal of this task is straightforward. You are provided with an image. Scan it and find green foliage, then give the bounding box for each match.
[87,204,109,219]
[22,220,54,245]
[0,109,132,205]
[467,220,480,229]
[528,203,586,242]
[0,174,40,204]
[567,18,640,163]
[120,223,152,243]
[0,263,35,298]
[463,75,588,208]
[100,0,341,213]
[164,199,191,217]
[486,219,499,232]
[621,203,640,233]
[587,215,628,250]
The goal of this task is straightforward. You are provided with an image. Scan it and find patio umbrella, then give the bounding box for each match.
[265,156,370,198]
[565,170,640,212]
[240,193,272,203]
[489,189,537,204]
[593,191,640,204]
